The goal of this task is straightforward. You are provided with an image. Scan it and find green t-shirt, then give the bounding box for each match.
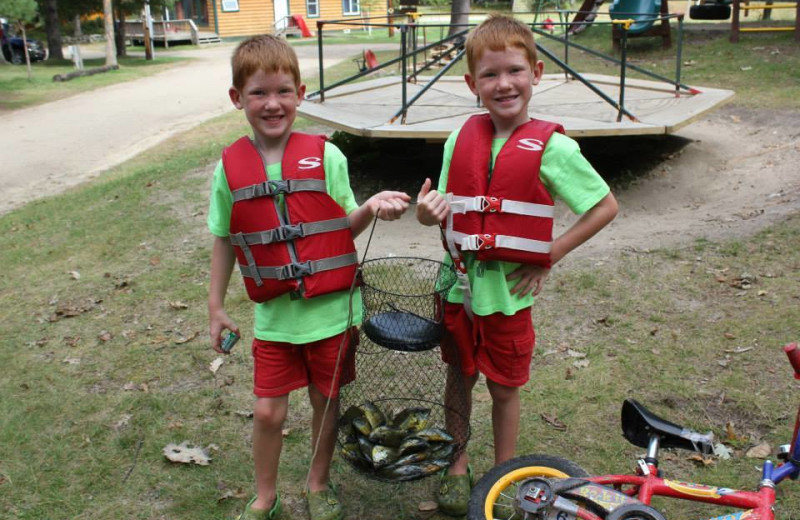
[208,140,362,344]
[438,128,610,316]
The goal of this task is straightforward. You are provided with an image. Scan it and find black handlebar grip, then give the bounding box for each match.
[784,343,800,380]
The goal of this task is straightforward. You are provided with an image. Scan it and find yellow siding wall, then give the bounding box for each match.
[208,0,384,37]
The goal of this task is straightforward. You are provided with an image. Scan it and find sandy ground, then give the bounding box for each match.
[2,43,798,259]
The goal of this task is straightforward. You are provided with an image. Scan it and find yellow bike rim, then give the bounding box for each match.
[483,465,571,519]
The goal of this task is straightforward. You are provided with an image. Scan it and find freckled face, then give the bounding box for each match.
[465,47,543,137]
[229,69,306,145]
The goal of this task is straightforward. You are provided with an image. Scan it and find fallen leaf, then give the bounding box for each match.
[725,422,747,442]
[566,349,586,358]
[746,442,771,459]
[723,332,736,340]
[573,359,590,369]
[418,501,438,512]
[163,442,212,466]
[64,335,81,347]
[687,453,714,466]
[565,367,574,380]
[112,414,132,431]
[234,410,254,418]
[217,487,249,502]
[541,413,567,431]
[209,357,224,374]
[169,300,189,310]
[69,270,81,280]
[174,331,198,344]
[713,443,733,460]
[62,357,81,365]
[282,428,292,437]
[98,331,113,342]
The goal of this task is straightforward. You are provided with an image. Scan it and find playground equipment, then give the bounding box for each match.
[730,0,800,41]
[608,0,673,48]
[301,14,733,140]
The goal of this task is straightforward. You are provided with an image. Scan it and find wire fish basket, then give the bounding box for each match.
[360,257,456,352]
[338,256,470,483]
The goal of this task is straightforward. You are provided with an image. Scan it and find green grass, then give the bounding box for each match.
[0,55,186,111]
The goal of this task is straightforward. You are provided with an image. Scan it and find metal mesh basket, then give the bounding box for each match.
[337,256,468,483]
[360,257,456,352]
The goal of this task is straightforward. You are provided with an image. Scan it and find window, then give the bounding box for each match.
[220,0,239,12]
[342,0,359,16]
[306,0,319,17]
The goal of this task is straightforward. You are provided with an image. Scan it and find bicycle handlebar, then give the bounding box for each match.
[784,343,800,379]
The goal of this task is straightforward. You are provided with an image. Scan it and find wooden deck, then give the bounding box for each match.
[299,74,734,140]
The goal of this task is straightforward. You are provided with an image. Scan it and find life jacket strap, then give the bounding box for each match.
[232,178,327,202]
[451,232,552,254]
[450,195,554,218]
[238,252,359,283]
[230,217,351,247]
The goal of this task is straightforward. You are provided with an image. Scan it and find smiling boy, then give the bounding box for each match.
[207,35,409,520]
[415,14,618,516]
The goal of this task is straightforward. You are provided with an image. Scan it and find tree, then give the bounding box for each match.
[449,0,470,38]
[1,0,38,78]
[103,0,117,66]
[38,0,62,59]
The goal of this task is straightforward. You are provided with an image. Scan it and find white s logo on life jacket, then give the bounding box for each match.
[298,156,322,169]
[516,138,545,152]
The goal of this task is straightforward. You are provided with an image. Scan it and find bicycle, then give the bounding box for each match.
[468,343,800,520]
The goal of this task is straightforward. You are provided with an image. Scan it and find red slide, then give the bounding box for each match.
[291,15,312,38]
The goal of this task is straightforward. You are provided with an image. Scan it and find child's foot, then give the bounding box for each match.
[238,494,281,520]
[306,482,343,520]
[437,466,473,517]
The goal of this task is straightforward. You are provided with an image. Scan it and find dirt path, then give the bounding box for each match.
[0,42,397,215]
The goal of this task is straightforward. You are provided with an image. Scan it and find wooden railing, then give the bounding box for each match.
[123,19,200,46]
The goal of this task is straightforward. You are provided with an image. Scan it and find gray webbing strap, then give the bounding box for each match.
[238,251,359,282]
[232,179,327,202]
[230,218,351,247]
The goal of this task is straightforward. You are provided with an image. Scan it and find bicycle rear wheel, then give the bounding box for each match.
[467,454,590,520]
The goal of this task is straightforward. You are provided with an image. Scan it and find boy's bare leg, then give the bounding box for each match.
[307,384,339,491]
[445,366,479,475]
[252,395,289,510]
[486,379,520,465]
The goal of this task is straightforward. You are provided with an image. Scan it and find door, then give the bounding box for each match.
[274,0,290,31]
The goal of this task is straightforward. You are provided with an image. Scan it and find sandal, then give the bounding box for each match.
[437,465,473,517]
[238,493,281,520]
[306,482,343,520]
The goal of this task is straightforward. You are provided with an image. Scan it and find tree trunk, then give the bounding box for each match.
[103,0,118,66]
[448,0,471,38]
[41,0,64,60]
[115,6,127,57]
[20,23,32,80]
[74,14,82,37]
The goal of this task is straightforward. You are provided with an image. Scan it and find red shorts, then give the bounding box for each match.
[251,327,358,399]
[441,302,535,387]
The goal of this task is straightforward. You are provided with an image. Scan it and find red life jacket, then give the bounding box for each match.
[222,133,358,303]
[445,114,564,268]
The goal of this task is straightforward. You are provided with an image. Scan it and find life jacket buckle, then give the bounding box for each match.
[477,196,502,213]
[267,179,289,195]
[462,233,496,251]
[278,260,313,280]
[276,224,304,242]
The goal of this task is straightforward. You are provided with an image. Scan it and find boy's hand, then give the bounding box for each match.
[416,178,449,226]
[507,264,550,297]
[209,308,239,354]
[368,191,411,221]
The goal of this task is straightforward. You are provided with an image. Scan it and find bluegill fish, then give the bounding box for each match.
[368,425,407,448]
[371,444,400,468]
[414,427,455,444]
[352,416,372,436]
[398,436,429,455]
[392,407,431,432]
[359,401,387,430]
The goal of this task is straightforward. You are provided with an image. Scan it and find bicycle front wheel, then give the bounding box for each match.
[468,454,590,520]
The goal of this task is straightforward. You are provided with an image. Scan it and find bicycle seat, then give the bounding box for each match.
[621,399,714,454]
